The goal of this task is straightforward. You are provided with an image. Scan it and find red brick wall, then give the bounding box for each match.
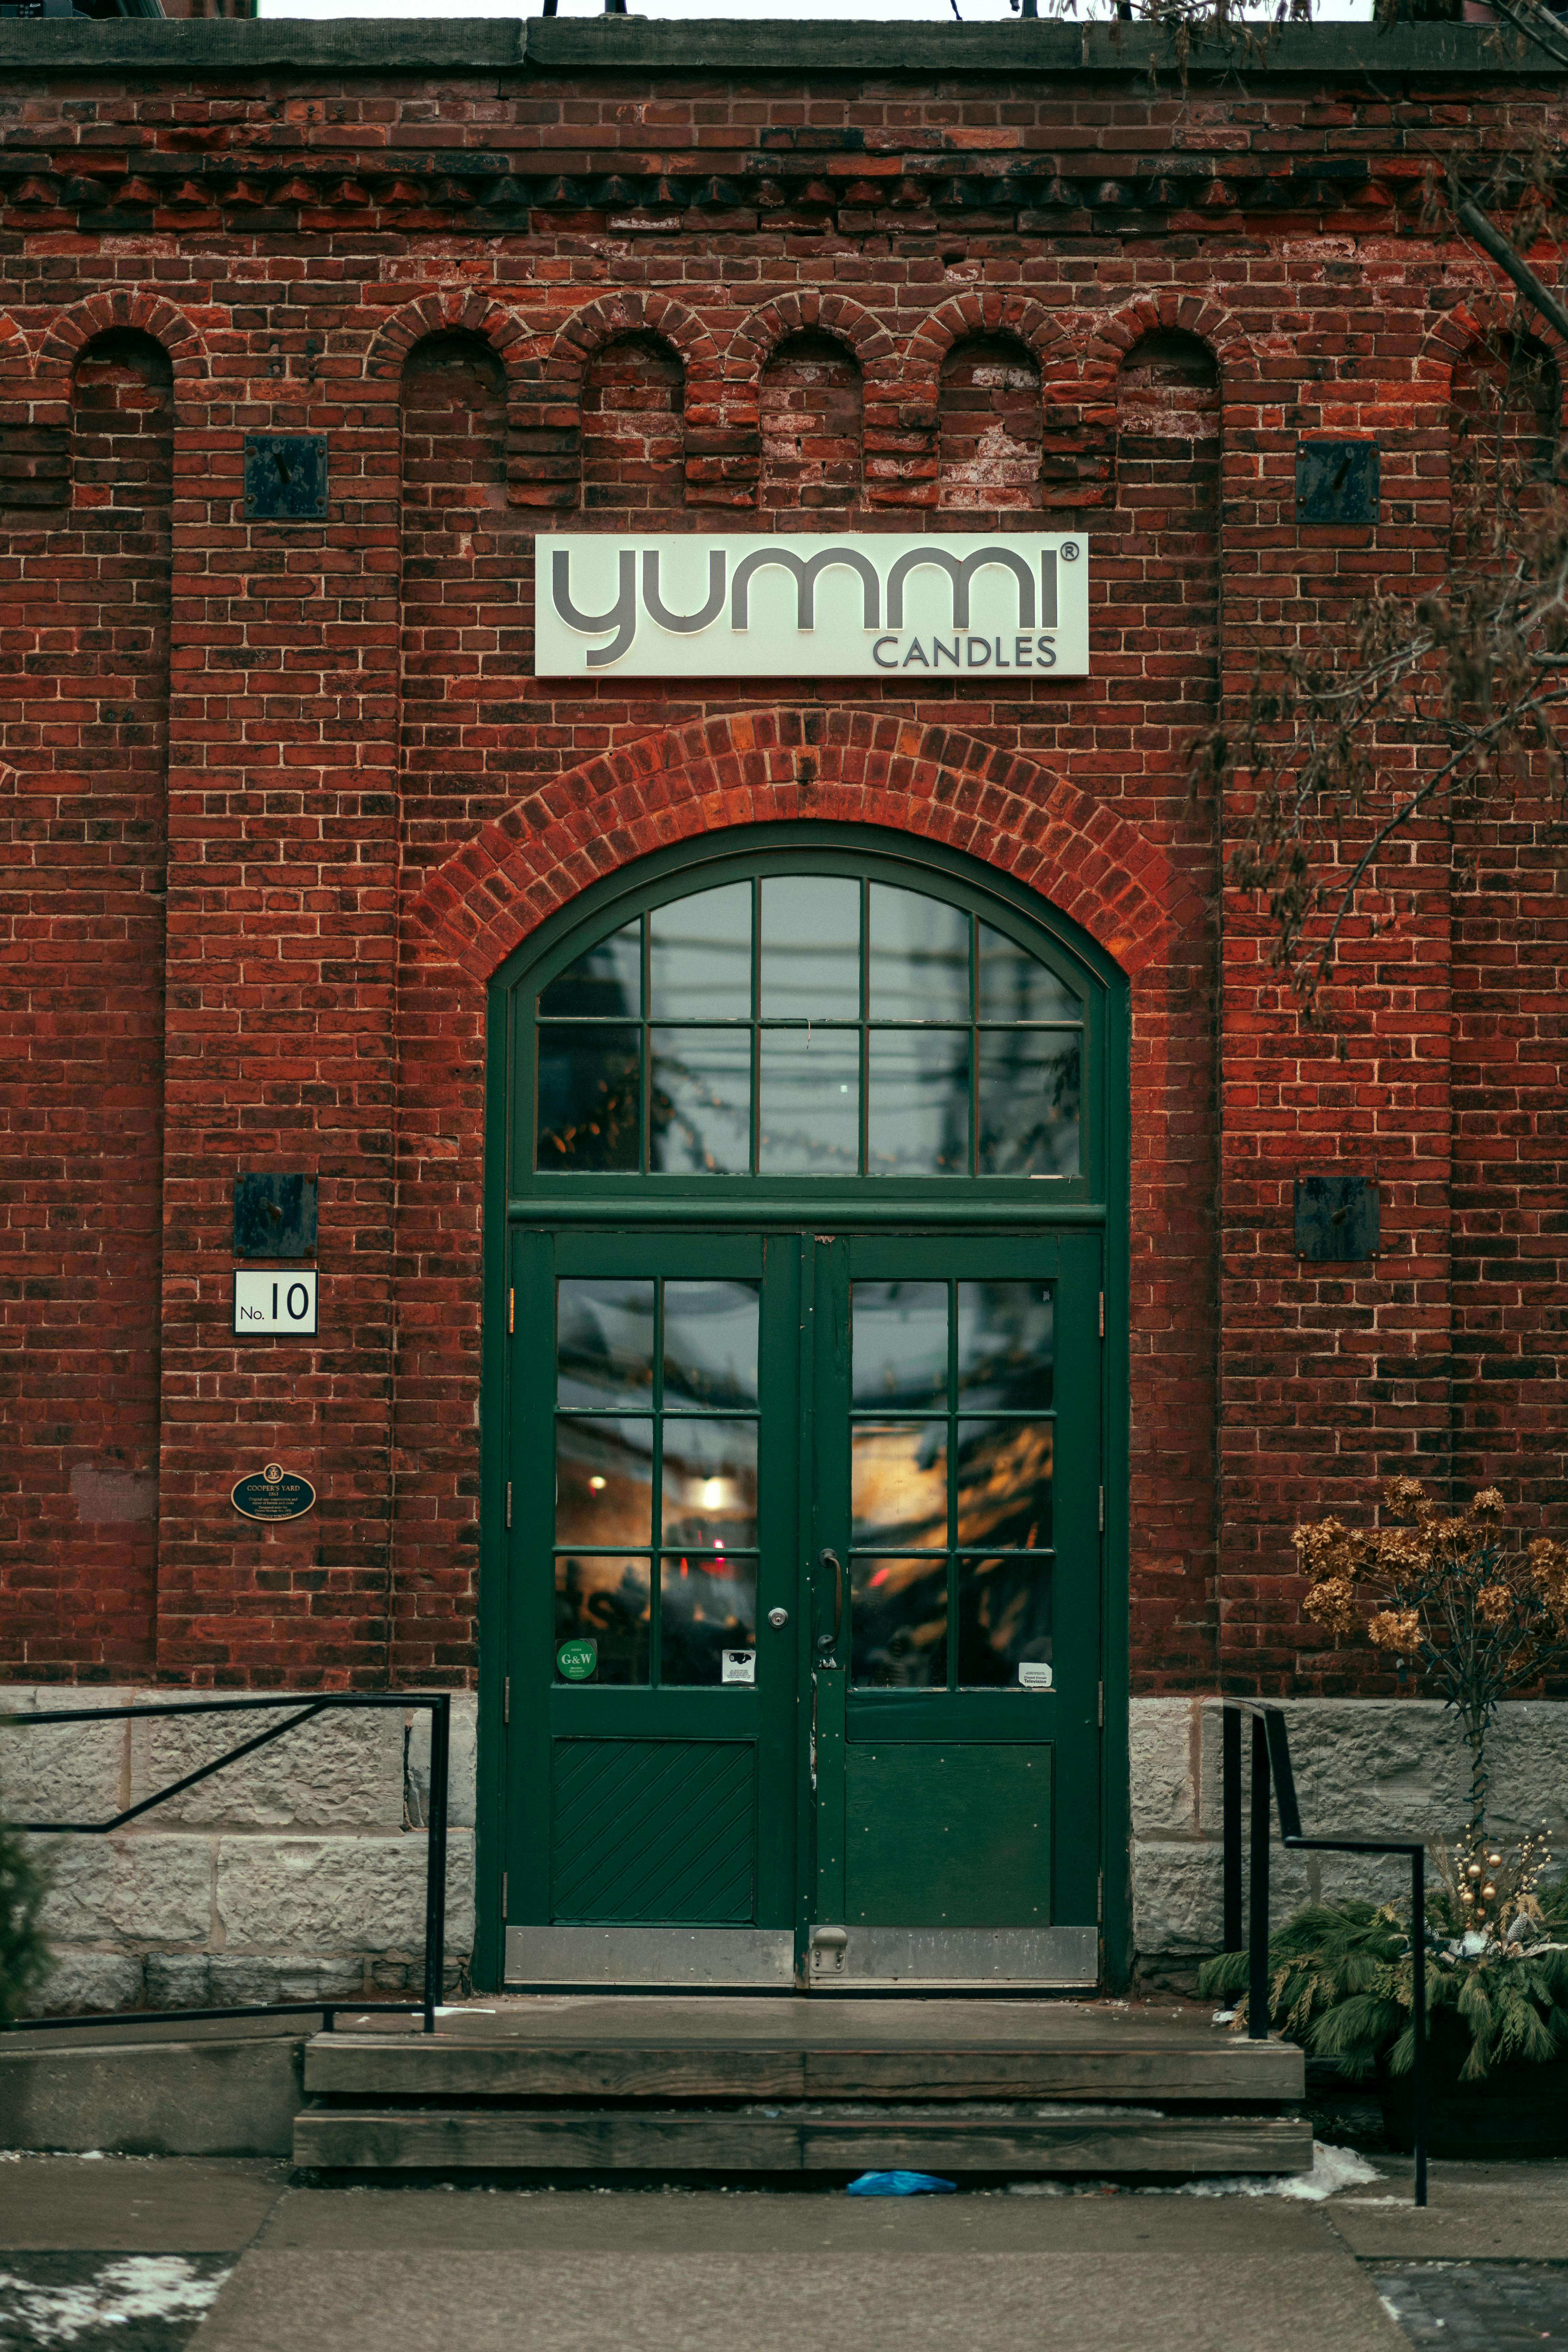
[0,329,172,1676]
[0,42,1561,1698]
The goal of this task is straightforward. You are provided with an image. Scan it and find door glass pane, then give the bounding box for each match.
[868,885,970,1022]
[851,1555,948,1688]
[649,882,751,1020]
[660,1552,758,1685]
[955,1419,1052,1552]
[537,1025,641,1171]
[663,1280,760,1410]
[851,1281,948,1410]
[760,874,860,1020]
[650,1029,751,1174]
[957,1282,1054,1412]
[956,1553,1052,1688]
[758,1031,859,1175]
[539,919,641,1020]
[976,1030,1081,1176]
[660,1417,757,1549]
[977,922,1079,1025]
[851,1422,948,1550]
[555,1416,654,1547]
[867,1031,969,1176]
[554,1553,650,1684]
[556,1278,655,1409]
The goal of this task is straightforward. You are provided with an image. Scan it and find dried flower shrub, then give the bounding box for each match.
[1294,1479,1568,1845]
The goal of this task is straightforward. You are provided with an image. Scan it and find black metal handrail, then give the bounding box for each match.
[2,1692,450,2037]
[1221,1701,1428,2206]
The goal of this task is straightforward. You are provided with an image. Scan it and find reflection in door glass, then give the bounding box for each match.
[649,882,751,1020]
[977,1030,1081,1176]
[851,1555,948,1688]
[556,1278,655,1409]
[977,922,1079,1024]
[760,875,860,1020]
[554,1553,650,1684]
[757,1031,859,1174]
[956,1553,1052,1688]
[660,1551,757,1685]
[659,1418,758,1550]
[650,1029,751,1175]
[955,1420,1053,1553]
[851,1423,948,1550]
[851,1282,947,1410]
[539,920,642,1020]
[868,886,970,1022]
[555,1416,654,1549]
[957,1282,1054,1412]
[867,1031,969,1176]
[663,1281,760,1409]
[537,1026,641,1171]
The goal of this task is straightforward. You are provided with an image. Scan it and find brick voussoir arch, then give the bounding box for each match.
[905,292,1074,378]
[725,289,898,382]
[365,289,536,388]
[1081,292,1258,394]
[406,711,1197,987]
[35,290,211,398]
[1420,288,1568,422]
[545,289,718,385]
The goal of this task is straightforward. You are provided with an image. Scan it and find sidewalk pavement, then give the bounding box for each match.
[1,2153,1564,2352]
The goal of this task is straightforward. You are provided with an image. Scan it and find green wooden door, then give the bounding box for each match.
[485,824,1125,1990]
[502,1222,1099,1989]
[805,1231,1101,1986]
[503,1227,802,1986]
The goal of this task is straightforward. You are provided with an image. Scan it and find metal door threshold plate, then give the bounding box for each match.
[505,1926,794,1988]
[808,1924,1097,1987]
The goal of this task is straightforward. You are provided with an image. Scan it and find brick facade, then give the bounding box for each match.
[1,17,1565,1730]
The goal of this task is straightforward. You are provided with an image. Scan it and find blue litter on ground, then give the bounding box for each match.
[845,2171,957,2197]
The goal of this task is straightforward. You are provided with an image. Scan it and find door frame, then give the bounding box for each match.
[471,821,1132,1992]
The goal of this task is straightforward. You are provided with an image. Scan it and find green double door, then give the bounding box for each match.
[502,1224,1102,1989]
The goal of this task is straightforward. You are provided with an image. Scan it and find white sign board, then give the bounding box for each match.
[234,1270,318,1336]
[535,533,1089,680]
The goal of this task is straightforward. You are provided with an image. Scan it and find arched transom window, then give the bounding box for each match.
[521,850,1096,1187]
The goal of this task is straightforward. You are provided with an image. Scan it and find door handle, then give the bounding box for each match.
[817,1547,843,1659]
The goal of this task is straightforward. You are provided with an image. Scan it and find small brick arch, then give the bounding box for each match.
[1082,294,1257,397]
[507,291,720,513]
[906,293,1072,377]
[901,295,1076,513]
[1420,291,1568,431]
[33,292,210,402]
[365,290,535,389]
[715,292,898,511]
[406,708,1198,988]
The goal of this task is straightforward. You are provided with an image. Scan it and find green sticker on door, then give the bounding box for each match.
[556,1637,598,1682]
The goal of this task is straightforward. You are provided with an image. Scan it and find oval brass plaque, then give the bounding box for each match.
[232,1462,316,1523]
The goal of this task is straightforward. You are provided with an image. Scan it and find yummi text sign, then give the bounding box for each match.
[534,533,1089,680]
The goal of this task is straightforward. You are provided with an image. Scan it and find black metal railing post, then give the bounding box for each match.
[1247,1710,1271,2040]
[5,1692,453,2039]
[1222,1704,1243,1953]
[421,1694,451,2035]
[1218,1701,1428,2207]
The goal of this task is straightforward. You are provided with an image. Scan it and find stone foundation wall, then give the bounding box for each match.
[7,1690,1565,2009]
[1132,1697,1568,1975]
[1,1693,476,2016]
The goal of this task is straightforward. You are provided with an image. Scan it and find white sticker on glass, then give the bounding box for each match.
[721,1650,756,1685]
[1018,1661,1054,1690]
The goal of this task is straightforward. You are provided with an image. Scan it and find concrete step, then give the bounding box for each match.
[292,2102,1315,2176]
[303,2028,1303,2106]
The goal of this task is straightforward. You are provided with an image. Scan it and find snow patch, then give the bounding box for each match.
[1007,2141,1383,2202]
[0,2257,231,2344]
